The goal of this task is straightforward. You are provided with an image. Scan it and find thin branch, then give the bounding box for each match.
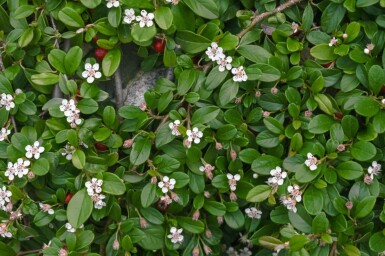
[114,67,123,108]
[237,0,305,38]
[17,248,42,256]
[0,54,4,71]
[11,116,17,132]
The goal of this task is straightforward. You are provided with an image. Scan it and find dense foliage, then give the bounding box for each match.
[1,0,385,255]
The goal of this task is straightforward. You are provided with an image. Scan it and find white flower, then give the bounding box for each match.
[136,10,154,28]
[106,0,119,8]
[227,173,240,191]
[368,161,381,179]
[186,127,203,144]
[268,166,287,186]
[226,247,239,256]
[66,108,82,128]
[160,194,173,205]
[65,222,76,233]
[82,63,102,83]
[1,93,15,111]
[169,120,181,136]
[60,99,76,117]
[281,196,297,213]
[166,0,180,4]
[0,128,10,141]
[305,153,318,171]
[217,56,232,72]
[205,42,225,61]
[62,143,76,160]
[364,43,374,54]
[328,37,338,47]
[0,223,12,238]
[5,162,16,181]
[291,22,299,33]
[15,88,23,94]
[239,247,252,256]
[14,158,30,178]
[25,141,45,159]
[231,66,248,82]
[167,227,184,244]
[91,193,106,209]
[123,8,136,24]
[0,186,12,211]
[39,203,54,215]
[288,184,302,202]
[85,178,103,196]
[245,207,262,219]
[158,176,176,193]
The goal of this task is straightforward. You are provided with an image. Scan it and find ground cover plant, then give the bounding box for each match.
[1,0,385,255]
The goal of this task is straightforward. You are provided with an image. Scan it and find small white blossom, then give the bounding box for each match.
[1,93,15,111]
[281,196,297,213]
[0,128,10,141]
[268,166,287,186]
[14,158,30,178]
[62,143,76,160]
[227,173,240,191]
[199,163,215,179]
[160,194,173,205]
[167,227,184,244]
[85,178,103,196]
[123,8,136,24]
[239,247,252,256]
[342,33,348,39]
[169,120,181,136]
[288,184,302,202]
[186,127,203,144]
[205,42,225,61]
[364,43,374,54]
[60,99,76,117]
[368,161,381,179]
[15,88,23,94]
[91,193,106,209]
[65,222,76,233]
[226,247,239,256]
[82,63,102,83]
[158,176,176,193]
[0,223,12,238]
[39,203,54,215]
[231,66,248,82]
[66,108,82,127]
[305,153,318,171]
[25,141,45,159]
[5,162,16,181]
[328,37,338,47]
[58,248,68,256]
[291,22,299,33]
[0,186,12,211]
[245,207,262,219]
[217,56,232,72]
[136,10,154,28]
[166,0,180,4]
[106,0,119,8]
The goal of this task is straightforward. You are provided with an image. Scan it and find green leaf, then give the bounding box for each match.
[224,209,245,229]
[288,204,313,233]
[252,155,282,175]
[177,216,205,234]
[251,64,281,82]
[72,150,86,169]
[0,242,16,256]
[246,185,271,202]
[303,186,324,215]
[290,235,309,252]
[368,65,385,95]
[170,172,190,188]
[237,45,272,63]
[64,46,82,76]
[102,49,121,77]
[373,111,385,133]
[102,172,126,195]
[219,32,239,51]
[336,161,363,180]
[139,207,164,225]
[141,183,156,208]
[131,24,156,42]
[352,196,376,218]
[369,232,385,252]
[344,22,360,43]
[108,6,121,28]
[351,141,376,161]
[48,49,67,74]
[205,68,228,90]
[58,7,85,28]
[103,106,116,127]
[310,44,337,60]
[216,124,237,141]
[67,189,93,228]
[154,6,173,30]
[137,224,165,250]
[314,94,334,115]
[175,30,211,54]
[177,69,198,95]
[183,0,219,19]
[13,5,35,19]
[312,212,329,234]
[219,79,239,106]
[31,73,59,86]
[78,98,98,114]
[18,27,34,48]
[31,158,50,176]
[191,106,220,125]
[203,201,226,216]
[263,117,284,134]
[308,114,336,134]
[130,137,151,166]
[80,0,102,8]
[321,3,346,33]
[356,0,379,7]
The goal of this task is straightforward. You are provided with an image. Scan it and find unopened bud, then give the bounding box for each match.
[364,174,373,185]
[150,176,157,184]
[192,210,200,221]
[184,139,192,149]
[76,28,85,34]
[6,203,13,212]
[27,171,35,179]
[304,110,312,118]
[337,144,345,152]
[123,139,133,148]
[113,239,120,250]
[15,88,23,94]
[205,229,212,239]
[342,33,348,39]
[271,87,278,94]
[139,102,147,111]
[230,150,237,161]
[253,173,258,179]
[255,90,261,97]
[234,97,242,104]
[204,191,211,198]
[170,192,180,202]
[192,246,200,256]
[230,191,237,202]
[140,217,148,229]
[217,216,224,225]
[203,244,212,255]
[263,111,270,117]
[215,142,223,150]
[58,248,68,256]
[345,201,353,210]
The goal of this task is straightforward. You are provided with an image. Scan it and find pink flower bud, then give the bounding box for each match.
[271,87,278,94]
[304,110,312,118]
[337,144,345,152]
[192,246,200,256]
[204,191,211,198]
[255,90,261,97]
[123,139,133,148]
[263,111,270,117]
[140,217,148,229]
[58,248,68,256]
[113,239,120,250]
[150,176,157,184]
[6,203,13,212]
[217,216,224,225]
[230,191,237,202]
[171,192,180,202]
[342,33,348,39]
[345,201,353,210]
[27,171,35,179]
[203,244,212,255]
[230,150,237,160]
[184,139,192,148]
[215,142,223,150]
[364,174,373,185]
[139,102,147,111]
[205,229,212,239]
[192,210,200,221]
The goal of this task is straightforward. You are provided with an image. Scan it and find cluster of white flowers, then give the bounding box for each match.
[62,143,76,160]
[0,223,12,238]
[82,63,102,83]
[60,99,82,128]
[25,141,45,159]
[0,93,15,111]
[167,227,184,244]
[245,207,262,219]
[280,195,297,213]
[39,203,54,215]
[169,120,181,136]
[0,186,12,211]
[85,178,106,209]
[0,127,10,141]
[287,184,302,202]
[227,173,240,191]
[364,161,382,184]
[123,9,155,28]
[226,246,252,256]
[305,153,318,171]
[5,158,30,181]
[106,0,119,8]
[267,166,287,186]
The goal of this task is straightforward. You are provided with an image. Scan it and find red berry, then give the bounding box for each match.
[322,62,332,68]
[334,113,343,120]
[381,85,385,94]
[95,142,108,151]
[152,39,166,53]
[65,193,73,204]
[94,48,108,60]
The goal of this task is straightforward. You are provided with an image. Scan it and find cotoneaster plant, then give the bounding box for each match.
[1,0,385,256]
